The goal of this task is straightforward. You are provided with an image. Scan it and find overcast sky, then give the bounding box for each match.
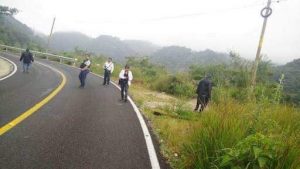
[1,0,300,63]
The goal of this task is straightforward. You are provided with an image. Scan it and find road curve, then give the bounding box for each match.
[0,53,166,169]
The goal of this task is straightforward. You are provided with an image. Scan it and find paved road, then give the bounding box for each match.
[0,53,165,169]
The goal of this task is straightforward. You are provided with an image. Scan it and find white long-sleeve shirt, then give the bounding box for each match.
[103,61,114,73]
[81,59,91,70]
[119,69,133,85]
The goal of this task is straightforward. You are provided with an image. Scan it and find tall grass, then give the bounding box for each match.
[177,99,300,169]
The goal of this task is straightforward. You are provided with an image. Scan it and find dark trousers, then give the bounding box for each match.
[103,69,111,85]
[79,69,89,87]
[120,80,129,100]
[195,94,209,112]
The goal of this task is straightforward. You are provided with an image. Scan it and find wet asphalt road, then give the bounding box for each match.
[0,53,161,169]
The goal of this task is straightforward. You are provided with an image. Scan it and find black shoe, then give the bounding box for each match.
[124,99,127,102]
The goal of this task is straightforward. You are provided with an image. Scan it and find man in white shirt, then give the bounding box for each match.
[103,57,114,85]
[79,56,91,88]
[118,65,133,102]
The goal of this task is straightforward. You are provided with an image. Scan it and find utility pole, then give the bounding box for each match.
[251,0,273,88]
[46,17,56,58]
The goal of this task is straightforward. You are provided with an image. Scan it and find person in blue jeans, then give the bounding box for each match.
[79,56,91,88]
[20,48,34,73]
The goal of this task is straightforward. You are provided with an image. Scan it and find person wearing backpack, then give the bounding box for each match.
[118,65,133,102]
[20,48,34,73]
[103,57,114,85]
[194,74,212,112]
[79,56,91,88]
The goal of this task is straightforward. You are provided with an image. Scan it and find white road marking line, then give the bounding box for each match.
[91,72,161,169]
[0,56,17,81]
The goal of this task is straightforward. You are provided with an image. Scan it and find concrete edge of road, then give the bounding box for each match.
[0,60,66,136]
[0,55,17,81]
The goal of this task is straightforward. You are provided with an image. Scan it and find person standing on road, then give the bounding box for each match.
[79,56,91,88]
[118,65,133,102]
[20,48,34,73]
[103,57,114,85]
[194,74,212,112]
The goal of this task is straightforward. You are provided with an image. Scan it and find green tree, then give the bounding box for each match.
[0,6,18,16]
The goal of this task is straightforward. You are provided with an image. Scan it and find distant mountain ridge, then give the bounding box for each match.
[150,46,230,71]
[50,32,160,62]
[0,16,230,70]
[50,32,230,69]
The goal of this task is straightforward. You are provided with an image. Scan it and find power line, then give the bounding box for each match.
[140,1,267,22]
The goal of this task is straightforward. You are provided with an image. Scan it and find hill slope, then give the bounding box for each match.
[150,46,230,71]
[0,15,45,48]
[276,58,300,104]
[50,32,157,62]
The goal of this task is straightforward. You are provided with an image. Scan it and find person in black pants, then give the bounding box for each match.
[118,65,133,102]
[79,56,91,88]
[194,75,212,112]
[103,58,114,85]
[20,48,34,73]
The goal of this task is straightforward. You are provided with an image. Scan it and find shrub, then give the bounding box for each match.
[219,133,285,169]
[151,73,195,98]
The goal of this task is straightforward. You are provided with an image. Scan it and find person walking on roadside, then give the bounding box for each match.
[20,48,34,73]
[79,56,91,88]
[118,65,133,102]
[194,74,212,112]
[103,57,114,85]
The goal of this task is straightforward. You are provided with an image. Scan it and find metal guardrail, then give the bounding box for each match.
[0,44,76,65]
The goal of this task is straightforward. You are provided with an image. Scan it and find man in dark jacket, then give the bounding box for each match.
[20,48,34,73]
[194,75,212,112]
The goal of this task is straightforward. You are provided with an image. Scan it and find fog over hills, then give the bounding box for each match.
[1,15,231,70]
[49,31,230,69]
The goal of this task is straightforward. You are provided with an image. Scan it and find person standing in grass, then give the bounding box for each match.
[118,65,133,102]
[78,56,91,88]
[103,57,114,85]
[194,74,212,112]
[20,48,34,73]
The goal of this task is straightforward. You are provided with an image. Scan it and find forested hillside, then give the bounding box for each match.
[276,59,300,104]
[150,46,230,71]
[0,15,45,50]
